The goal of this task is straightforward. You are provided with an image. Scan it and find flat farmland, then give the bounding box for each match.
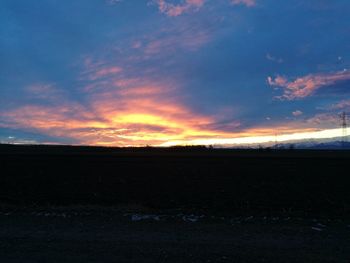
[0,145,349,216]
[1,145,350,262]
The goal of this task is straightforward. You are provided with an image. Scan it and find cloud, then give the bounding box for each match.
[88,67,123,80]
[153,0,255,16]
[0,74,241,146]
[266,53,283,64]
[25,84,67,101]
[114,19,215,61]
[330,99,350,111]
[4,98,340,147]
[305,113,340,127]
[154,0,205,17]
[292,110,303,117]
[230,0,256,7]
[106,0,123,5]
[143,26,211,55]
[3,79,346,146]
[268,70,350,100]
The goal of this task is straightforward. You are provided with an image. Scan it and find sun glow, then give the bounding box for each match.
[111,114,180,128]
[159,128,350,147]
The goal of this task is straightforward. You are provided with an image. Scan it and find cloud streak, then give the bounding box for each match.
[330,99,350,111]
[266,53,283,64]
[0,70,241,146]
[230,0,256,7]
[153,0,255,17]
[292,110,303,117]
[268,70,350,100]
[143,28,211,55]
[154,0,205,17]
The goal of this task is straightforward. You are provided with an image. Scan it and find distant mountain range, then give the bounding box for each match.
[267,135,350,150]
[220,136,350,150]
[282,140,350,150]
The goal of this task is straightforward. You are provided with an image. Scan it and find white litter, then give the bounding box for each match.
[182,215,201,223]
[131,214,160,222]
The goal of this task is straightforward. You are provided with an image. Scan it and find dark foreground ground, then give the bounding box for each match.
[0,206,349,263]
[0,144,350,262]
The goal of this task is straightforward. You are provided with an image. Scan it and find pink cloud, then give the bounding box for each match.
[231,0,256,7]
[330,99,350,110]
[88,66,123,80]
[79,57,123,81]
[305,113,340,127]
[154,0,255,17]
[144,29,210,55]
[25,84,65,101]
[292,110,303,117]
[132,41,142,49]
[268,70,350,100]
[267,75,287,87]
[154,0,205,17]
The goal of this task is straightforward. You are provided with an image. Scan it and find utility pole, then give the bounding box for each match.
[340,111,348,148]
[274,133,278,150]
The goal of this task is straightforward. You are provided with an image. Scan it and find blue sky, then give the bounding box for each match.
[1,0,350,146]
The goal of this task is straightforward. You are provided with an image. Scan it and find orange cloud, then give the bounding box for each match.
[3,62,344,147]
[268,70,350,100]
[81,62,123,81]
[2,91,345,146]
[0,73,242,146]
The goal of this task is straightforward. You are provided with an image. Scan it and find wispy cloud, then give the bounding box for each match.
[305,113,340,127]
[153,0,255,17]
[266,53,283,64]
[3,79,346,146]
[87,67,123,81]
[330,99,350,111]
[153,0,205,17]
[25,84,66,101]
[143,25,212,56]
[292,110,303,117]
[106,0,123,5]
[0,73,241,146]
[109,18,216,63]
[230,0,256,7]
[268,70,350,100]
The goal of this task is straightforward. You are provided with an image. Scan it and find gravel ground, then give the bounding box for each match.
[0,207,349,263]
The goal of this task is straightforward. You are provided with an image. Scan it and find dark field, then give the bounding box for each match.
[1,144,350,215]
[0,144,350,262]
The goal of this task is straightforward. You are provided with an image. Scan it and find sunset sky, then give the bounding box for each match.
[1,0,350,146]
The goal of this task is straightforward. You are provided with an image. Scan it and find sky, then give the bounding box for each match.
[1,0,350,146]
